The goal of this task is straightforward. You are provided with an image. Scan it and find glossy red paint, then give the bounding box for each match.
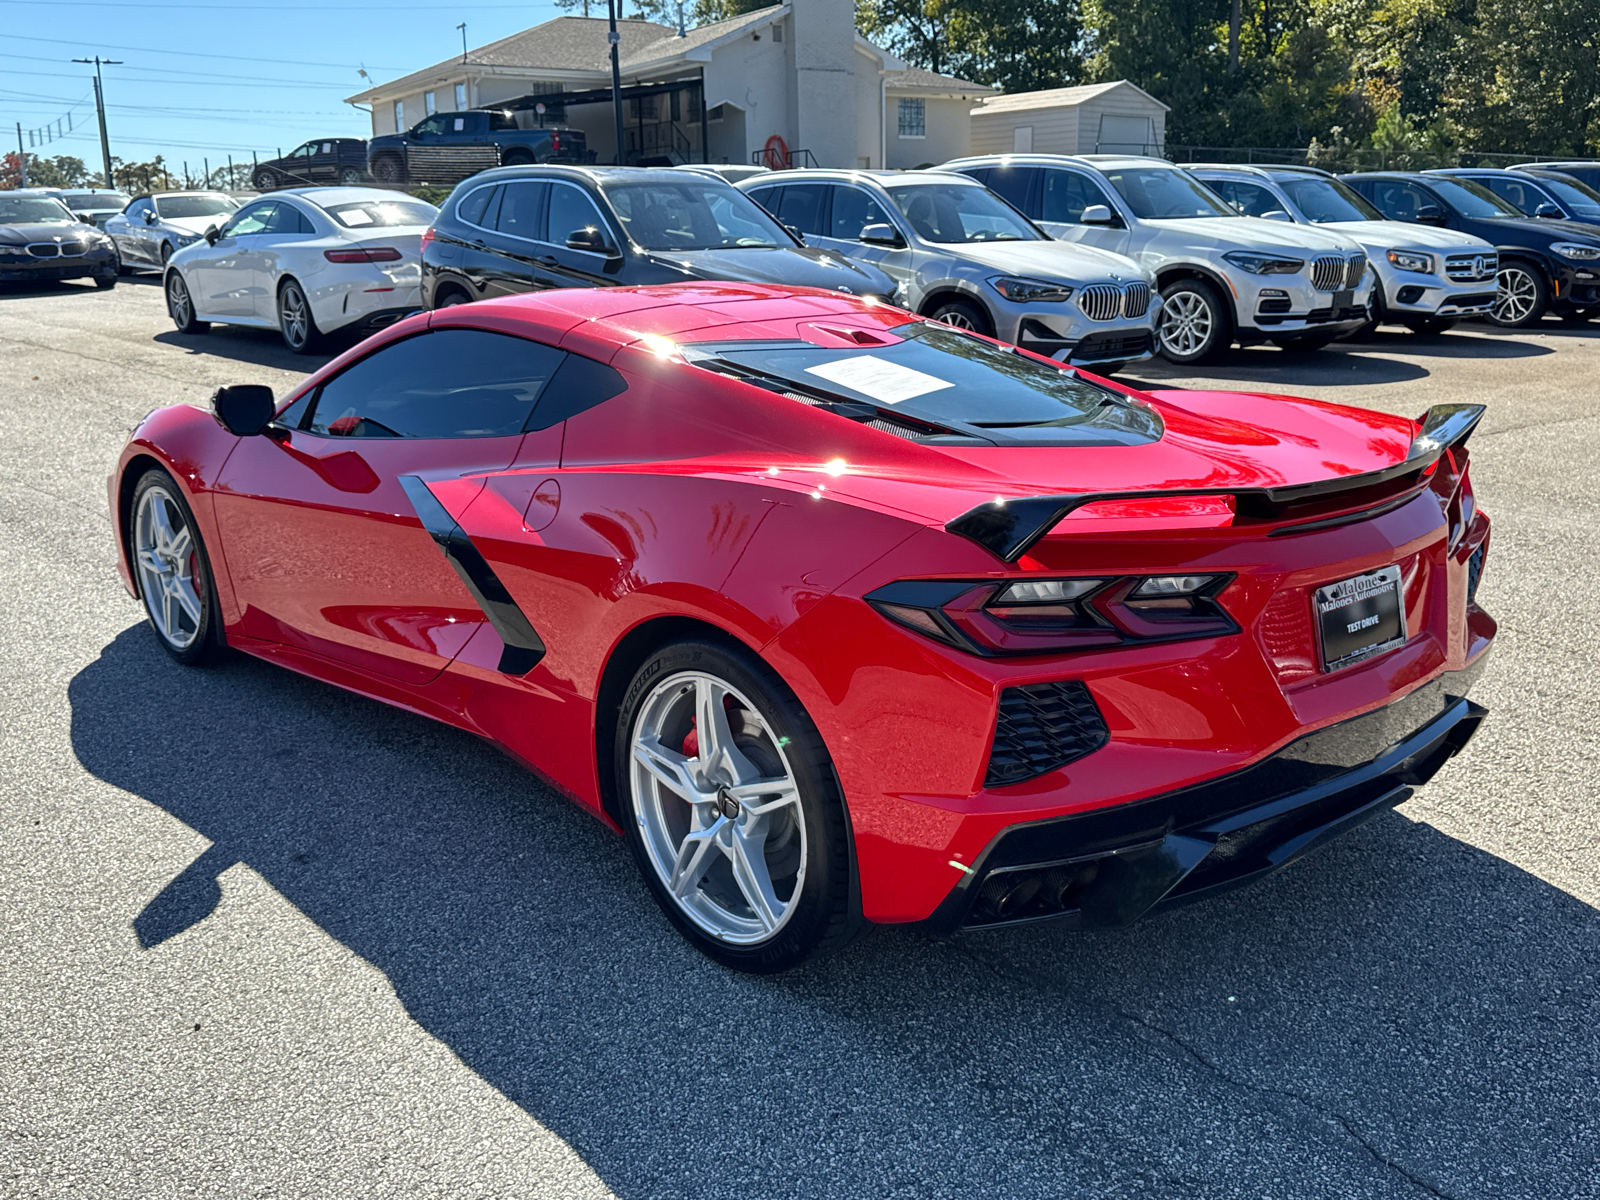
[109,284,1495,927]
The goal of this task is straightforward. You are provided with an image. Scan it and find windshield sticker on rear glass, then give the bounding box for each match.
[803,355,953,404]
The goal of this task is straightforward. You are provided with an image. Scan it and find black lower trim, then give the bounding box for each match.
[399,476,546,675]
[920,653,1489,934]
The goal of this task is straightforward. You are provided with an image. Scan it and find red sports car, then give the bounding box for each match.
[109,283,1494,972]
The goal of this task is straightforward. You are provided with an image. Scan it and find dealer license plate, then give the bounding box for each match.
[1315,565,1404,671]
[1331,288,1354,312]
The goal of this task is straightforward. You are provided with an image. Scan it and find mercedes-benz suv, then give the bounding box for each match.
[944,154,1374,363]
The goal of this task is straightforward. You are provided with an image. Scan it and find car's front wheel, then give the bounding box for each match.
[617,638,857,973]
[253,168,278,191]
[1490,262,1548,327]
[130,468,226,666]
[277,278,321,354]
[927,296,993,336]
[1156,278,1230,364]
[165,272,209,334]
[339,167,365,186]
[369,155,403,185]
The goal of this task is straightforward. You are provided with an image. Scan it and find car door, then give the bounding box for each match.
[807,183,908,276]
[1478,175,1553,218]
[478,179,551,296]
[190,200,276,317]
[246,200,318,320]
[539,181,622,287]
[1357,180,1435,225]
[212,327,569,683]
[1035,167,1134,255]
[310,141,338,184]
[110,198,151,263]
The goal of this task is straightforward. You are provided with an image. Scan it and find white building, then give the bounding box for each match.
[345,0,994,169]
[969,81,1169,157]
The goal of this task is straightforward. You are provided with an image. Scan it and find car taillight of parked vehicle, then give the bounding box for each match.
[323,247,403,264]
[419,227,435,252]
[551,133,561,153]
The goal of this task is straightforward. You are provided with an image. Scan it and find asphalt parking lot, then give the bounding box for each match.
[2,276,1597,1200]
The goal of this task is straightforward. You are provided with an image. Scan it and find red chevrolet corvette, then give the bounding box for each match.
[110,283,1494,972]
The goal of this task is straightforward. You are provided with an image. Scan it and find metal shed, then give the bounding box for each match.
[969,81,1169,158]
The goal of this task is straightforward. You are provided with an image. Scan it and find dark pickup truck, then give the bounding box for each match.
[366,111,587,187]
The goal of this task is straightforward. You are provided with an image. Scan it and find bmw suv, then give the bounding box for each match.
[1188,164,1498,335]
[743,169,1158,374]
[944,154,1374,363]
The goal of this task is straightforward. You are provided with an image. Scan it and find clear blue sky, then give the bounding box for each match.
[1,0,577,177]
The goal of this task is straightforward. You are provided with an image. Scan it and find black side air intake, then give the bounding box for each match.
[984,681,1109,788]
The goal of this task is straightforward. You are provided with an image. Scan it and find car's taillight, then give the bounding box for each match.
[865,574,1237,656]
[419,227,436,251]
[323,247,403,263]
[551,133,560,152]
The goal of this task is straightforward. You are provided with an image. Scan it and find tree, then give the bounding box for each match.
[858,0,1082,91]
[0,153,93,190]
[113,155,176,192]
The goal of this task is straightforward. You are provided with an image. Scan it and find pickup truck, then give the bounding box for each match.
[366,111,587,186]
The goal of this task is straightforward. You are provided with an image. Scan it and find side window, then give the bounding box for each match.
[125,199,152,221]
[1368,182,1428,221]
[1039,170,1110,223]
[746,186,780,214]
[1483,177,1537,213]
[494,181,547,240]
[829,186,892,240]
[290,144,315,159]
[1223,180,1280,218]
[414,115,447,137]
[986,166,1037,214]
[307,330,567,439]
[260,203,312,236]
[774,183,828,236]
[526,352,628,430]
[456,184,499,227]
[547,183,613,249]
[224,202,277,236]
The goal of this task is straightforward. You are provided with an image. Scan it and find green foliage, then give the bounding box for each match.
[859,0,1082,91]
[409,185,453,206]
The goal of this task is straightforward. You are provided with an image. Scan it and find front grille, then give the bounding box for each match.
[1344,254,1367,289]
[1077,283,1122,321]
[984,681,1109,788]
[1306,304,1367,324]
[1122,281,1151,318]
[1446,252,1497,283]
[1311,256,1345,291]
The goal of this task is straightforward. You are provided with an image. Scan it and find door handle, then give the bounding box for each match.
[535,255,560,268]
[471,238,488,248]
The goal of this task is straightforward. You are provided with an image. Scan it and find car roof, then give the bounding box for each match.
[461,164,720,187]
[752,168,982,187]
[274,186,420,206]
[134,190,235,200]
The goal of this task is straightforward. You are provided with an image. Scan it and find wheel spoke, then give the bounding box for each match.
[170,578,202,624]
[166,526,192,565]
[694,677,757,785]
[633,737,707,804]
[728,826,782,932]
[669,818,726,898]
[728,778,799,815]
[159,580,179,635]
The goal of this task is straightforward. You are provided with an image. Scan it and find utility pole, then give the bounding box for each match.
[608,0,625,165]
[14,124,25,187]
[72,55,122,188]
[456,22,468,64]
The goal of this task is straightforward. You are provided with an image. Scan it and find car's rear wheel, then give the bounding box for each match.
[131,469,226,666]
[253,168,278,191]
[277,278,321,354]
[114,248,131,276]
[94,274,117,290]
[370,155,403,186]
[927,297,993,337]
[159,243,173,268]
[1560,307,1598,324]
[501,148,535,167]
[1490,263,1548,327]
[1156,278,1230,364]
[166,272,209,334]
[432,286,472,308]
[1405,317,1458,336]
[617,638,856,973]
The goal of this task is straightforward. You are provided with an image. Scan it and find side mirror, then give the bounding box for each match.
[1080,204,1116,226]
[211,384,277,437]
[78,213,95,225]
[565,226,616,256]
[1534,202,1563,219]
[204,225,221,245]
[858,222,905,247]
[1416,204,1446,225]
[142,209,157,225]
[1261,209,1294,222]
[782,222,804,242]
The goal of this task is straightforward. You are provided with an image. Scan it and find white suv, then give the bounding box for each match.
[742,169,1158,375]
[1188,164,1499,335]
[943,154,1375,363]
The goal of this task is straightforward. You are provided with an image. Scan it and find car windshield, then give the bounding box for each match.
[155,194,239,219]
[688,319,1162,447]
[883,182,1041,243]
[0,197,75,224]
[324,199,438,228]
[1430,179,1520,218]
[601,179,785,250]
[1533,175,1600,217]
[61,192,128,211]
[1100,166,1234,219]
[1280,177,1383,223]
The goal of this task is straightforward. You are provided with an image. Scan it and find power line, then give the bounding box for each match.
[5,0,550,8]
[3,31,413,71]
[0,67,356,90]
[0,53,363,87]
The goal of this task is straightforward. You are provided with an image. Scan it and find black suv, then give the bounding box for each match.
[421,165,897,309]
[252,139,369,190]
[1427,168,1600,230]
[1511,162,1600,192]
[1344,171,1600,325]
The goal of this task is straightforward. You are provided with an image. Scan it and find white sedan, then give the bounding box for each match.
[163,187,438,353]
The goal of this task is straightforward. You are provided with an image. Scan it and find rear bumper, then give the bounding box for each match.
[918,650,1489,934]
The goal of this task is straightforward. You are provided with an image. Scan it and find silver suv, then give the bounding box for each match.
[943,154,1375,363]
[1188,164,1499,335]
[742,169,1158,375]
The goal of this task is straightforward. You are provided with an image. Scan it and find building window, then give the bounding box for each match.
[424,90,436,116]
[897,97,925,138]
[772,23,783,41]
[454,82,467,109]
[393,100,404,132]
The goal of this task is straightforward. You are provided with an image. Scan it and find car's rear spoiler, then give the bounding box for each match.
[946,403,1485,562]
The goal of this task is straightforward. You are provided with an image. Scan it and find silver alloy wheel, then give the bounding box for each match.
[167,273,191,327]
[1493,266,1538,324]
[133,484,203,650]
[1158,289,1214,357]
[935,308,979,331]
[280,284,309,349]
[630,671,807,944]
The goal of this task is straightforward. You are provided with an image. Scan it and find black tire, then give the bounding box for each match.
[1347,280,1385,340]
[1273,332,1338,353]
[1155,277,1231,364]
[1404,317,1458,336]
[159,242,173,268]
[339,167,365,186]
[129,468,228,667]
[926,296,993,337]
[165,271,209,334]
[114,249,131,277]
[370,155,404,186]
[252,169,278,191]
[1560,307,1598,325]
[277,277,321,354]
[432,286,472,309]
[1489,262,1549,327]
[615,638,858,974]
[94,274,117,290]
[501,148,535,167]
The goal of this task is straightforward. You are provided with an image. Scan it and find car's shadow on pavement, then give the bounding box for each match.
[69,628,1600,1199]
[153,328,338,374]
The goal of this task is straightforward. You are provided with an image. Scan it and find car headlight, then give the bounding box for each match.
[989,276,1073,303]
[175,233,201,247]
[1222,251,1305,275]
[1386,249,1434,273]
[1551,241,1600,261]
